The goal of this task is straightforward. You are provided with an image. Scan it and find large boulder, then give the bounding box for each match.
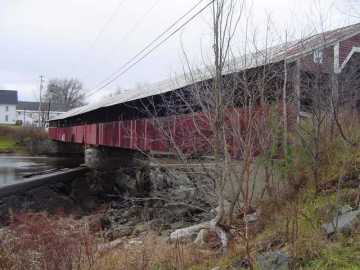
[193,228,209,247]
[256,251,289,270]
[322,206,360,236]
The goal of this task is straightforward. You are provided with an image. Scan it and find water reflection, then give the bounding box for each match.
[0,155,83,186]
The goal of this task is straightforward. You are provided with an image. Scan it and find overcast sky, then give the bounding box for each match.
[0,0,358,102]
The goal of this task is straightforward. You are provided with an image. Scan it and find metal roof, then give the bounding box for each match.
[51,22,360,121]
[17,101,68,112]
[0,90,18,105]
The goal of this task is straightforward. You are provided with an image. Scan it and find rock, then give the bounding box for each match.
[322,208,360,236]
[133,223,147,235]
[231,258,251,269]
[128,239,143,246]
[339,205,353,215]
[148,218,165,231]
[193,229,209,247]
[171,186,196,201]
[149,169,169,190]
[244,212,257,223]
[106,225,133,240]
[100,216,112,230]
[169,221,210,242]
[98,239,124,253]
[256,251,289,270]
[213,200,232,218]
[166,205,190,219]
[122,207,139,219]
[171,222,187,230]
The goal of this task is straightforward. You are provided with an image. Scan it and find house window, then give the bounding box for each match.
[5,115,8,122]
[313,48,324,64]
[5,106,8,112]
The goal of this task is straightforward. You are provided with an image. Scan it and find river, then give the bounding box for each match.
[0,155,83,187]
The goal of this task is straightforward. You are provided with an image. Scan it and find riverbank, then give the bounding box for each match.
[1,160,360,269]
[1,132,360,270]
[0,136,25,154]
[0,125,54,155]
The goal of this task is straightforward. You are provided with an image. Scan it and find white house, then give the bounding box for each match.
[0,90,18,125]
[0,90,68,126]
[16,101,67,126]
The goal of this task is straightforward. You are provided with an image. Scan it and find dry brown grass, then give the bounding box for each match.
[0,125,47,142]
[94,233,220,270]
[0,213,226,270]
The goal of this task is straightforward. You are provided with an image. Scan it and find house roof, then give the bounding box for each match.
[17,101,68,112]
[0,90,18,105]
[51,22,360,122]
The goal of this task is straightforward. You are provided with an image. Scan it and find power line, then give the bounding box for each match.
[86,0,213,98]
[68,0,127,78]
[80,0,162,83]
[89,0,127,49]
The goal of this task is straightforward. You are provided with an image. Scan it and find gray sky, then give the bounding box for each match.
[0,0,357,102]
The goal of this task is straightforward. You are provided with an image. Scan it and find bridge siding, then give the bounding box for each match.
[49,106,292,157]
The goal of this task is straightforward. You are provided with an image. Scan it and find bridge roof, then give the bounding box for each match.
[51,22,360,121]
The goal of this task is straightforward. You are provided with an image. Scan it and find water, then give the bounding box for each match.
[0,155,83,186]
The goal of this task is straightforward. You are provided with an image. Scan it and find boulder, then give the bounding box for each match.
[256,251,289,270]
[244,212,257,224]
[105,225,133,240]
[339,205,353,215]
[169,221,210,242]
[149,169,169,190]
[231,258,251,269]
[322,208,360,236]
[193,229,209,247]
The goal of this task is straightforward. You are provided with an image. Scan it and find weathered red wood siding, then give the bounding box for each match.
[339,33,360,66]
[300,46,334,73]
[49,106,294,157]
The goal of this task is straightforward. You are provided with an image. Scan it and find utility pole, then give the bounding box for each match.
[38,75,45,127]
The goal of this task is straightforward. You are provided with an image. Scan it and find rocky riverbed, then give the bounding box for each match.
[0,165,214,240]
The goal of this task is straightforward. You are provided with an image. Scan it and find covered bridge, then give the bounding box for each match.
[49,23,360,156]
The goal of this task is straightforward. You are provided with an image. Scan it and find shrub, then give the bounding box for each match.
[0,212,96,270]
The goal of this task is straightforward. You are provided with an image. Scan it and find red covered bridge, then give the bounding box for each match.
[49,23,360,157]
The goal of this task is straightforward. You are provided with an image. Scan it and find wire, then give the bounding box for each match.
[86,0,213,98]
[89,0,127,49]
[80,0,162,82]
[67,0,127,81]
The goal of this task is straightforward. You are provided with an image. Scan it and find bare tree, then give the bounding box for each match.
[45,78,86,110]
[131,2,288,265]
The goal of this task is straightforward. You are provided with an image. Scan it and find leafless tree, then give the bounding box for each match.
[129,2,290,264]
[45,78,86,110]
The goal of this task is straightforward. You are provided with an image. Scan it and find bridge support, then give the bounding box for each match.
[85,146,145,170]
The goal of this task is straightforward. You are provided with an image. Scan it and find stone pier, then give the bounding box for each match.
[85,146,145,170]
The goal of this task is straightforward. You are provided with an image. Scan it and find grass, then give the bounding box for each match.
[0,136,18,152]
[303,237,360,270]
[0,125,47,154]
